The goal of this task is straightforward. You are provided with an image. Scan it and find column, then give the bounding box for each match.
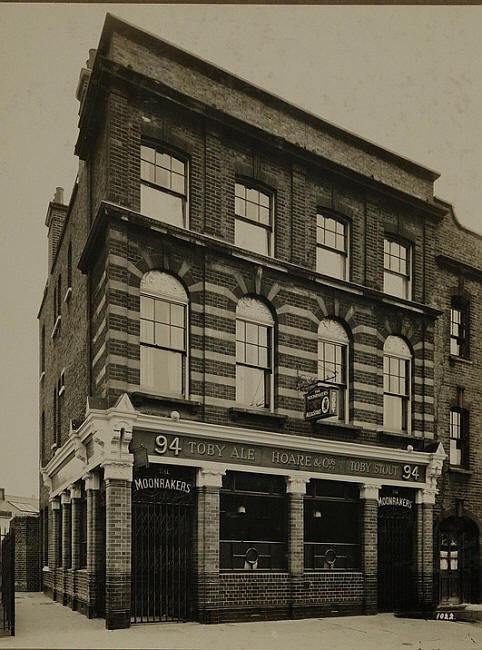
[84,471,102,618]
[360,483,380,615]
[48,497,60,569]
[416,488,436,609]
[286,476,309,619]
[61,491,72,568]
[195,468,224,624]
[70,484,82,570]
[103,460,133,630]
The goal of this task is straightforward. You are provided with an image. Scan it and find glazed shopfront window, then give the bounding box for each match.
[220,471,287,570]
[304,480,360,570]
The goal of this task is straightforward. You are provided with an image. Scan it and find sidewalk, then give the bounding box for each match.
[2,592,481,650]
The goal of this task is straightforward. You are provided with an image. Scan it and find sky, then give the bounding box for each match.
[0,4,481,499]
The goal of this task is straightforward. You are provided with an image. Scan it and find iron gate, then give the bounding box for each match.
[131,466,194,623]
[378,490,416,613]
[0,532,15,636]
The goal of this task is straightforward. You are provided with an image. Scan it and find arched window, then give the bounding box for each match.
[140,271,188,396]
[317,319,349,421]
[383,336,411,432]
[236,297,274,408]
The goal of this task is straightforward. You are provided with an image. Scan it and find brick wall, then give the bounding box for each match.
[10,516,40,591]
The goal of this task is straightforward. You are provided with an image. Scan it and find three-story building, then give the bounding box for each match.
[38,14,479,629]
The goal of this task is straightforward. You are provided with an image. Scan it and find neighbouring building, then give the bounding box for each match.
[432,201,481,609]
[0,488,40,592]
[38,14,480,629]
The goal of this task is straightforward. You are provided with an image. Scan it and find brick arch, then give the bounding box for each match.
[130,249,194,299]
[237,293,277,325]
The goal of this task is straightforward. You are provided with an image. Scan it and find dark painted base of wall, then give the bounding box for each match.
[205,602,363,624]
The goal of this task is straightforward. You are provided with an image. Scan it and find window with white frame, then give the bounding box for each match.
[383,238,411,300]
[383,336,411,432]
[140,144,188,227]
[316,214,349,280]
[236,297,273,408]
[450,298,469,357]
[140,271,188,396]
[449,408,468,467]
[317,319,349,421]
[234,182,273,256]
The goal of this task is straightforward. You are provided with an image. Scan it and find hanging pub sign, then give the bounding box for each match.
[304,383,338,421]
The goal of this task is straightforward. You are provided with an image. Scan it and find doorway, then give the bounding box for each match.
[439,517,480,605]
[377,487,416,612]
[131,465,195,623]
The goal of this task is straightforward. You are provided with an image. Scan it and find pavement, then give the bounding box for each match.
[1,592,481,650]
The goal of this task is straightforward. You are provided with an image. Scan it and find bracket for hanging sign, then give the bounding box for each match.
[304,382,338,421]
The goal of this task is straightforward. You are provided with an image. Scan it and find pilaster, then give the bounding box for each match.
[360,482,381,614]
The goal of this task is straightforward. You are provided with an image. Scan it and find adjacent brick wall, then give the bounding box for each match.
[10,516,41,592]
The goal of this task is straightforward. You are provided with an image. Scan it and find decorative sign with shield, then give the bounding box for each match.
[304,382,338,421]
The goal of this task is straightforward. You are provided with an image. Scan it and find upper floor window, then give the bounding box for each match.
[140,271,188,396]
[236,297,273,409]
[140,144,188,227]
[317,319,349,421]
[449,408,469,467]
[450,298,469,357]
[383,336,411,433]
[384,238,411,300]
[316,214,349,280]
[234,182,273,256]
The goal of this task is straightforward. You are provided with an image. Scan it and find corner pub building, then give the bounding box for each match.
[38,15,480,630]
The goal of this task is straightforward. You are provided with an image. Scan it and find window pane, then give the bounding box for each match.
[235,219,269,255]
[384,394,405,430]
[245,322,258,344]
[155,166,170,189]
[246,200,258,221]
[170,303,185,328]
[171,172,185,195]
[235,196,245,217]
[140,347,183,394]
[246,343,258,365]
[171,156,185,175]
[140,319,154,344]
[259,206,270,225]
[140,160,155,183]
[384,270,407,299]
[154,300,169,324]
[449,439,461,466]
[236,320,245,341]
[140,295,154,320]
[140,184,185,227]
[236,365,267,408]
[141,145,155,163]
[170,326,185,351]
[236,340,245,362]
[316,247,345,280]
[154,322,170,347]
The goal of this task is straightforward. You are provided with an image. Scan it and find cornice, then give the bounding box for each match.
[436,254,482,282]
[79,201,442,320]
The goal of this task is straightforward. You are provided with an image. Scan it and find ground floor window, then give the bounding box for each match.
[220,471,287,570]
[304,480,360,570]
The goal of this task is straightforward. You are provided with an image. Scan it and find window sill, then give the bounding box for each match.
[51,315,61,339]
[312,420,361,436]
[449,355,472,366]
[228,407,287,425]
[448,466,472,476]
[130,391,201,413]
[377,429,412,441]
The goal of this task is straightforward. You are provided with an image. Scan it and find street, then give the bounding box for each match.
[1,593,481,650]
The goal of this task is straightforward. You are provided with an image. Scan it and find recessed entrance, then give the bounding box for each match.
[377,487,416,612]
[439,516,480,606]
[131,465,195,623]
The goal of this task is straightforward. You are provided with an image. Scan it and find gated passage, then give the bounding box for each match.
[0,532,15,636]
[378,487,416,613]
[131,465,195,623]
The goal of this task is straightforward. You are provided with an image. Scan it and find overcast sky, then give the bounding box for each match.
[1,4,481,498]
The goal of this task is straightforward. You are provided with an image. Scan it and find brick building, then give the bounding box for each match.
[38,15,480,629]
[432,201,481,608]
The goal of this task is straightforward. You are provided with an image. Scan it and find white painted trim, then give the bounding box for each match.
[64,286,72,303]
[51,315,61,339]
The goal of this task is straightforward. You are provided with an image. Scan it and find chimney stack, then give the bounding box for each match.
[45,186,68,272]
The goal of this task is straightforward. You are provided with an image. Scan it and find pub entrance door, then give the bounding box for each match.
[439,517,480,605]
[131,465,195,623]
[377,488,416,612]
